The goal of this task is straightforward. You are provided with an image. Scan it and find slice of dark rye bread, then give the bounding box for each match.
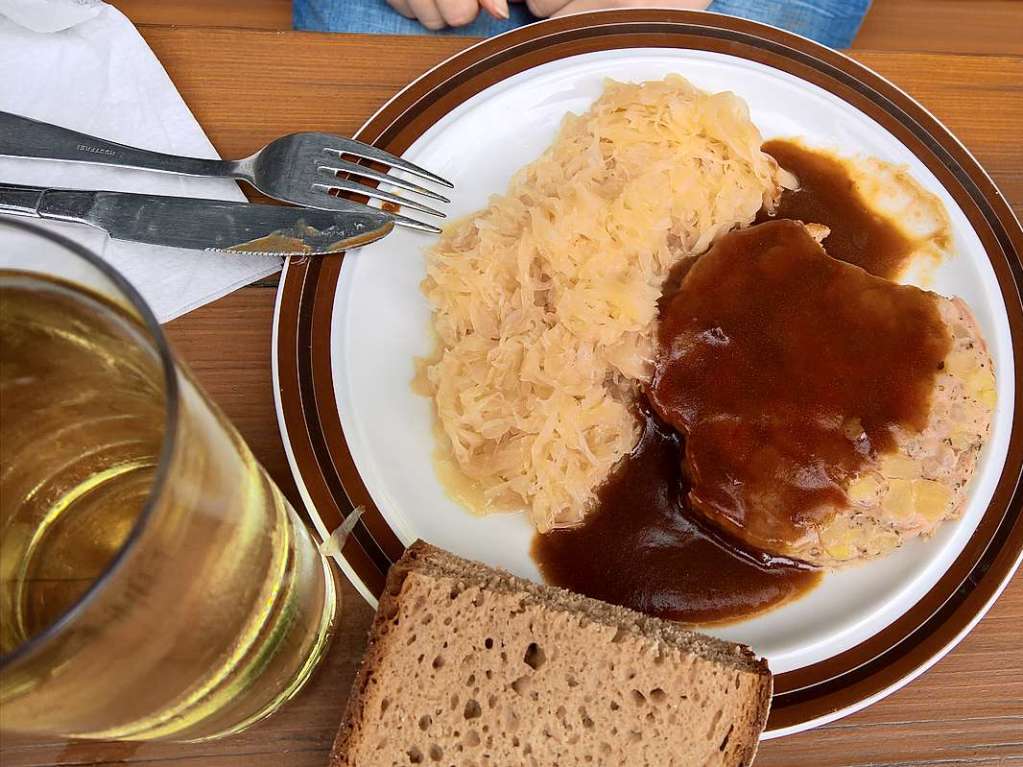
[330,542,772,767]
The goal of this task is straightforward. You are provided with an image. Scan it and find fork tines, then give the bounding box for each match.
[317,157,450,203]
[315,136,453,234]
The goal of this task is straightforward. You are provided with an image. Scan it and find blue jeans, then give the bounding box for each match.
[294,0,870,49]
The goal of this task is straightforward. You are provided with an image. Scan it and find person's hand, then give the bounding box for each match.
[522,0,710,18]
[386,0,511,30]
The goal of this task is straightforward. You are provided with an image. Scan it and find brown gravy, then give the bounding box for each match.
[649,220,950,551]
[533,412,820,624]
[532,141,948,625]
[756,140,915,278]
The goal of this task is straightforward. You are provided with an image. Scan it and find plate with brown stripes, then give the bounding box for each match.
[272,10,1023,736]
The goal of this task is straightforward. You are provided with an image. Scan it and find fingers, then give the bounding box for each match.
[406,0,446,29]
[480,0,511,18]
[438,0,481,26]
[392,0,483,28]
[548,0,710,17]
[526,0,570,16]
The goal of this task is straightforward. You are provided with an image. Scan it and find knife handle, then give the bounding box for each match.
[0,186,45,217]
[0,111,235,179]
[0,185,97,226]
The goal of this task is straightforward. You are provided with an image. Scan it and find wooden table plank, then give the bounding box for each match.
[855,0,1023,55]
[109,0,293,30]
[2,26,1022,767]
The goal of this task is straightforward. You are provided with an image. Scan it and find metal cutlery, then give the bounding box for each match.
[0,184,394,256]
[0,111,452,234]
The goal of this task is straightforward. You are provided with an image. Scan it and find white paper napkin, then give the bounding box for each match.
[0,0,281,322]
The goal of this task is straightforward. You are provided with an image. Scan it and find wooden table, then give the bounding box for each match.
[3,16,1023,767]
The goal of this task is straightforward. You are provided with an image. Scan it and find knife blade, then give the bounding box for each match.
[0,184,394,255]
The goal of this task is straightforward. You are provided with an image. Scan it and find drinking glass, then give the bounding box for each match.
[0,218,336,741]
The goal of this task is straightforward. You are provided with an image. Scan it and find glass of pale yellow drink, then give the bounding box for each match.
[0,218,336,741]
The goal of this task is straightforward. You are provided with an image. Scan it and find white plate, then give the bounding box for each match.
[330,47,1013,674]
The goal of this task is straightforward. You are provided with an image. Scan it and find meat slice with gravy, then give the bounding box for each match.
[649,220,994,566]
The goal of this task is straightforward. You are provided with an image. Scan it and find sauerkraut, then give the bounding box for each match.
[419,75,791,532]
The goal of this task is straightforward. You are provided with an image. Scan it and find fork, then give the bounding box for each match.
[0,111,451,233]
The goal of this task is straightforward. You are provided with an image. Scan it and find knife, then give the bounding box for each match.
[0,184,394,255]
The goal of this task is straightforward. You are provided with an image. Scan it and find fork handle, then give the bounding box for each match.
[0,111,236,178]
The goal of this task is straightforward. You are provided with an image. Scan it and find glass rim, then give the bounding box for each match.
[0,218,181,670]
